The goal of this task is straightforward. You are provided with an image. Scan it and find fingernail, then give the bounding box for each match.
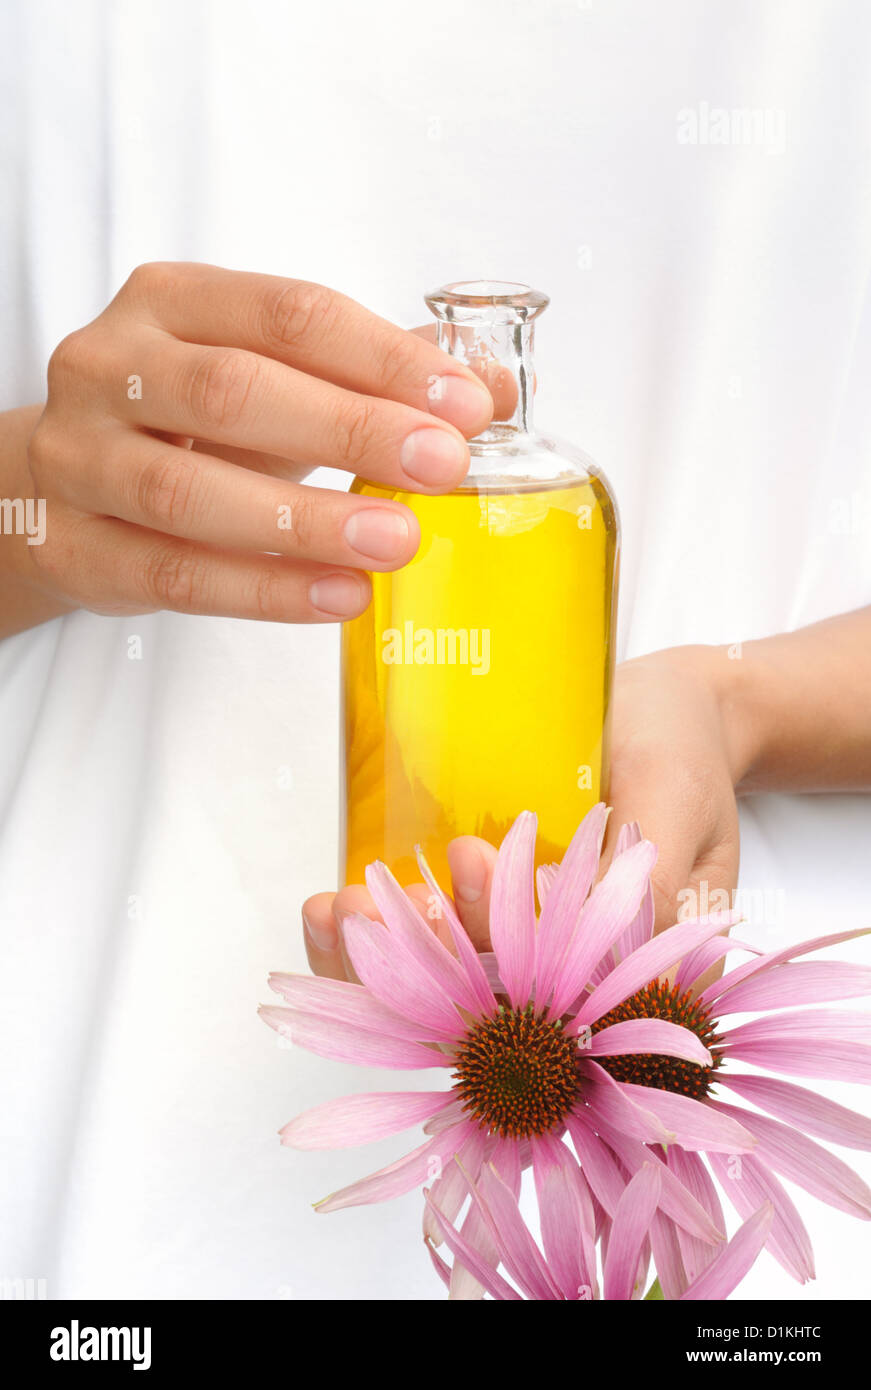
[309,574,365,616]
[400,428,467,487]
[426,374,492,432]
[303,908,337,953]
[343,507,410,562]
[448,841,488,904]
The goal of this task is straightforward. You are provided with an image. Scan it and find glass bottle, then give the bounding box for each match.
[340,280,620,887]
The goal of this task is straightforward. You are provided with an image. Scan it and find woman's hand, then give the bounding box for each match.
[17,262,494,626]
[303,644,744,978]
[603,644,741,931]
[303,836,498,983]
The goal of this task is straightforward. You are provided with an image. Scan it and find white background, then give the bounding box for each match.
[0,0,869,1299]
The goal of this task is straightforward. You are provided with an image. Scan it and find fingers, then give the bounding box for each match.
[302,885,385,984]
[447,836,497,952]
[300,837,500,983]
[37,509,372,622]
[117,263,494,434]
[410,324,519,423]
[301,893,347,982]
[62,431,420,571]
[123,332,478,493]
[605,785,740,934]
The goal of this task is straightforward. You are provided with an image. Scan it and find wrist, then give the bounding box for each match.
[0,404,73,638]
[701,641,772,793]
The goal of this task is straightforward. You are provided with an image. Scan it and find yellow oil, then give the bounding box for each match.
[341,475,619,887]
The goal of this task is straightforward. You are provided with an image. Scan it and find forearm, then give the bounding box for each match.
[710,609,871,793]
[0,404,76,638]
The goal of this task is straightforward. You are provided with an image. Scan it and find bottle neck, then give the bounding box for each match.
[436,318,536,444]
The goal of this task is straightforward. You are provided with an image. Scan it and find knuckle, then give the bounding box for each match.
[47,328,93,387]
[185,349,259,431]
[122,260,177,301]
[134,449,199,532]
[375,332,415,396]
[137,542,204,611]
[25,417,62,490]
[259,279,335,353]
[27,507,76,587]
[335,396,378,470]
[283,492,312,549]
[251,565,287,621]
[26,525,60,580]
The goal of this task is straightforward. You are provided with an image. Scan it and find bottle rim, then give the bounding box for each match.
[425,280,549,319]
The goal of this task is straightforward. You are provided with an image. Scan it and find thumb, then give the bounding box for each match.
[446,836,498,952]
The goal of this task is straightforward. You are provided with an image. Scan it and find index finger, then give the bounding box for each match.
[117,262,494,436]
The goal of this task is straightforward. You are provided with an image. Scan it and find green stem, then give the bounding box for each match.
[644,1277,664,1300]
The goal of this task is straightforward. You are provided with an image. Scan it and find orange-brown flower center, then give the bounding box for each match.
[590,980,724,1099]
[453,1005,580,1139]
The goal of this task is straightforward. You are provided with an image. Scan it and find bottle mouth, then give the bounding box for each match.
[425,280,549,323]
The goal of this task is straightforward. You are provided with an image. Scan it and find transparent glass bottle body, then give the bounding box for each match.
[340,282,620,886]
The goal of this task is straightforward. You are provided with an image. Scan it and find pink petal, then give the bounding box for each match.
[725,1038,871,1084]
[682,1203,774,1301]
[342,912,464,1039]
[548,838,659,1020]
[266,972,440,1041]
[619,881,655,962]
[614,821,640,853]
[724,1008,871,1045]
[448,1200,504,1301]
[566,1112,630,1217]
[424,1192,520,1300]
[710,1100,871,1219]
[315,1120,473,1213]
[668,1148,724,1285]
[572,910,741,1029]
[603,1164,662,1300]
[591,1192,609,1242]
[587,949,617,990]
[674,937,761,992]
[713,962,871,1015]
[489,811,538,1011]
[414,848,497,1017]
[650,1211,689,1300]
[581,1059,676,1144]
[365,860,489,1016]
[471,1163,563,1299]
[477,952,505,993]
[490,1135,524,1196]
[423,1126,487,1244]
[532,1134,598,1299]
[426,1238,452,1291]
[423,1095,467,1135]
[280,1089,454,1150]
[722,1010,871,1084]
[258,1005,451,1070]
[721,1073,871,1150]
[709,1151,814,1283]
[536,863,559,911]
[700,927,871,1007]
[453,1135,529,1301]
[617,1085,757,1153]
[592,1121,725,1244]
[613,821,655,961]
[585,1018,712,1067]
[535,802,608,1008]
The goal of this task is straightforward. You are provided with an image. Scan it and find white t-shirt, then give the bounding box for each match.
[1,0,869,1299]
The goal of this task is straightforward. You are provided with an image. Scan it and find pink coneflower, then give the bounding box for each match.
[426,1153,774,1301]
[260,807,748,1224]
[553,845,871,1296]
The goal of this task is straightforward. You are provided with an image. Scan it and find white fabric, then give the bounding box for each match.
[1,0,869,1300]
